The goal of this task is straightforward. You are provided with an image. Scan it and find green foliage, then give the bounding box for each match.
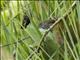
[0,1,80,60]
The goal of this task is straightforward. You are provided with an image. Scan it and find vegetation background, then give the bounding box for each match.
[0,1,80,60]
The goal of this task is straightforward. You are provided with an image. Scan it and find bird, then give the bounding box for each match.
[21,15,30,29]
[39,17,63,45]
[39,17,64,60]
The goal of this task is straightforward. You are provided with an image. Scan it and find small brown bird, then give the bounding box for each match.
[39,17,63,45]
[21,15,30,29]
[39,17,63,59]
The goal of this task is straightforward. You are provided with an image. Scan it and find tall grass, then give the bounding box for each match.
[0,1,80,60]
